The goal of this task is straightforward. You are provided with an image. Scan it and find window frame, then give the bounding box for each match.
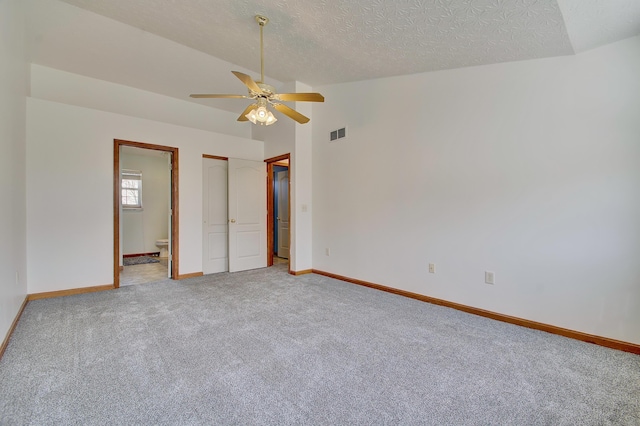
[121,169,143,210]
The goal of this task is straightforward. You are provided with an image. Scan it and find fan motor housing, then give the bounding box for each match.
[256,83,275,97]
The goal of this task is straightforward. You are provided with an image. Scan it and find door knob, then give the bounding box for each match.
[230,219,236,223]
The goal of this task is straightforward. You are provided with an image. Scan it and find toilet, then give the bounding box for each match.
[155,239,169,258]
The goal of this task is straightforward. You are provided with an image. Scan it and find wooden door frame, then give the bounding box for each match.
[265,154,291,272]
[113,139,179,288]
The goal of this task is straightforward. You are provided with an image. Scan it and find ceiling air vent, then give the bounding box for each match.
[330,127,346,141]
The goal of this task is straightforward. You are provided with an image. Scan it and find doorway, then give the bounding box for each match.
[265,154,291,271]
[114,139,179,288]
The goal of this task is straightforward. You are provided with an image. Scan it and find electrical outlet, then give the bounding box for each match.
[325,248,330,256]
[429,263,436,273]
[485,271,495,285]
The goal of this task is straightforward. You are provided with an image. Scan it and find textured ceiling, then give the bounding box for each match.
[27,0,640,112]
[55,0,638,86]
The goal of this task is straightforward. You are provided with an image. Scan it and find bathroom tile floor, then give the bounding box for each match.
[120,258,169,287]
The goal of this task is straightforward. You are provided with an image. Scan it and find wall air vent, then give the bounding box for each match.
[330,127,346,141]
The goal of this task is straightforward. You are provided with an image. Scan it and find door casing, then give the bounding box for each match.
[114,139,179,288]
[265,154,291,272]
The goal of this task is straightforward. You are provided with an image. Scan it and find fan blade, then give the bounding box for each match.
[190,94,247,99]
[274,93,324,102]
[237,104,257,122]
[272,103,310,124]
[231,71,263,94]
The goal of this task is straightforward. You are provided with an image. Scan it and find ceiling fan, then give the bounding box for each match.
[190,15,324,126]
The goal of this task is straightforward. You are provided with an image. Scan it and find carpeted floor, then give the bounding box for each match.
[1,264,639,425]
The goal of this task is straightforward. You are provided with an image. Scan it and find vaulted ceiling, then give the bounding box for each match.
[27,0,640,112]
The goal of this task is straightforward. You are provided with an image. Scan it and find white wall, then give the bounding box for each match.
[121,152,170,255]
[312,36,640,344]
[292,82,314,271]
[31,65,251,139]
[27,98,263,294]
[0,0,28,342]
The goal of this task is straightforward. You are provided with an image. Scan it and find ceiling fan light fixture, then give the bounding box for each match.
[256,106,268,120]
[263,110,277,125]
[246,108,277,126]
[190,15,323,125]
[245,108,258,124]
[245,100,277,125]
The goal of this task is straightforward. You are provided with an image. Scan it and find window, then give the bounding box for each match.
[121,169,143,209]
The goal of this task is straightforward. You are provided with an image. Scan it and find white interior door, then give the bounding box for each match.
[277,170,290,259]
[202,158,229,274]
[228,158,267,272]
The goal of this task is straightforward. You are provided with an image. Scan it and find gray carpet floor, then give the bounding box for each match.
[1,264,639,425]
